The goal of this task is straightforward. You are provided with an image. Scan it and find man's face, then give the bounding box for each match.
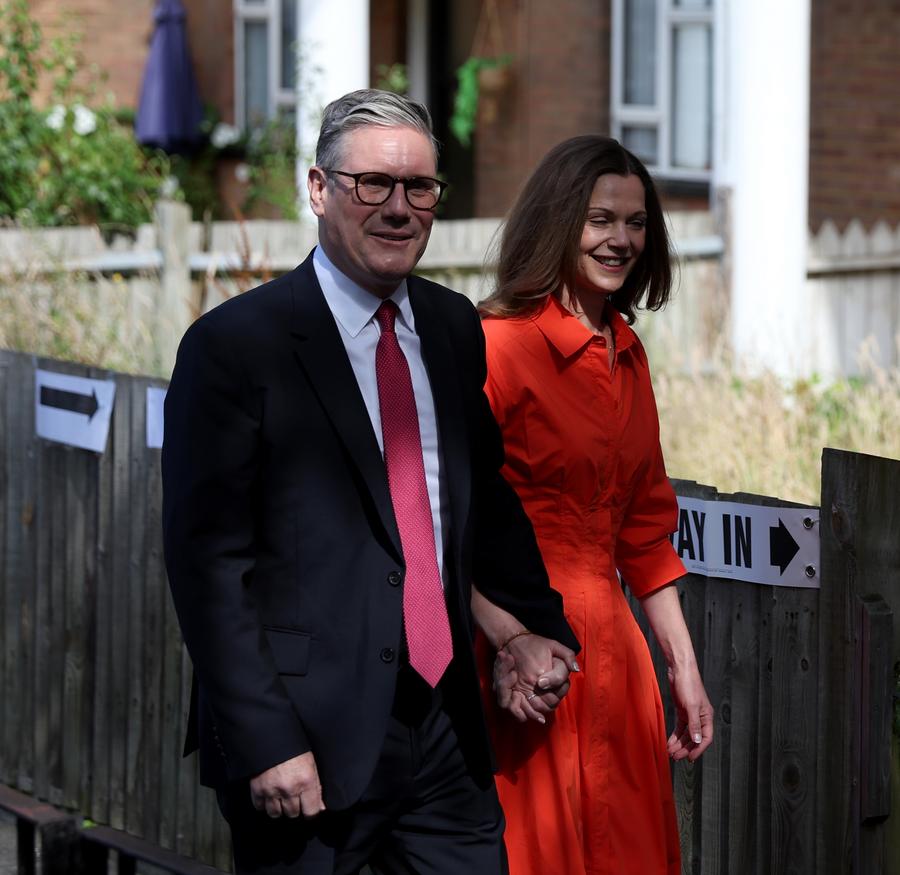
[308,125,438,298]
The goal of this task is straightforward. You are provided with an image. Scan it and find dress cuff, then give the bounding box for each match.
[618,540,686,599]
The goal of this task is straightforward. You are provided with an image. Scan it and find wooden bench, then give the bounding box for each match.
[0,783,226,874]
[80,824,226,875]
[0,783,80,875]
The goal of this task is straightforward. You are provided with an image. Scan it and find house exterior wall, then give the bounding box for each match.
[809,0,900,230]
[370,0,406,86]
[27,0,234,124]
[28,0,156,109]
[473,0,612,217]
[27,0,900,230]
[182,0,235,124]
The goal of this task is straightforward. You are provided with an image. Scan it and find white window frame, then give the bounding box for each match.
[234,0,299,129]
[610,0,714,182]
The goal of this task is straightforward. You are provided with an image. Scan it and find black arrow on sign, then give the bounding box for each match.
[769,518,799,574]
[40,386,100,420]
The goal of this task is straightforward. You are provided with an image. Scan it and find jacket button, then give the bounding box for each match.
[380,647,395,663]
[387,571,402,586]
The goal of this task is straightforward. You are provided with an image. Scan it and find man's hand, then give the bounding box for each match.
[249,751,326,819]
[493,634,579,724]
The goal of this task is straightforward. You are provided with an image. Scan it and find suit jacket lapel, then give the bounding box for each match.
[408,280,471,561]
[288,256,403,561]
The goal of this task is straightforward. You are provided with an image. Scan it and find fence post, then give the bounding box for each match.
[817,448,900,874]
[155,200,194,377]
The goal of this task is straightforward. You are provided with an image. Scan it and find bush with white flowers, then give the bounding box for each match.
[0,0,169,229]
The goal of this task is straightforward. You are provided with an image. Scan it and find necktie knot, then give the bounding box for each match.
[375,300,398,334]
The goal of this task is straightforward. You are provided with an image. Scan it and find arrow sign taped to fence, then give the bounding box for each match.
[35,369,116,453]
[671,496,820,588]
[146,386,166,449]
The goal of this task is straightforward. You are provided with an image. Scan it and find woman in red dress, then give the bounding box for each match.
[471,136,713,875]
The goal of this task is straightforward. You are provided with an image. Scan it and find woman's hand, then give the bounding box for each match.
[665,662,714,761]
[493,636,578,724]
[639,582,714,761]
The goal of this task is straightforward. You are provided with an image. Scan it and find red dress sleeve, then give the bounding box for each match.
[615,393,686,598]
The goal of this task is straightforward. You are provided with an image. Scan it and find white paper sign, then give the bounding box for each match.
[35,369,116,453]
[146,387,166,449]
[671,496,820,588]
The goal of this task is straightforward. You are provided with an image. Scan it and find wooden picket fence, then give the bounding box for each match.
[0,346,898,873]
[4,207,900,382]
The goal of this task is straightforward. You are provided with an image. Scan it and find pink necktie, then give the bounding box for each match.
[375,301,453,687]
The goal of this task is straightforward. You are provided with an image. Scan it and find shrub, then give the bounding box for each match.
[0,0,169,230]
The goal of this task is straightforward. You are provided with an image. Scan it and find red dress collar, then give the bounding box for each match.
[531,295,636,360]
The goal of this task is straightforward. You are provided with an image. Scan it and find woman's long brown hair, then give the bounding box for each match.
[479,136,673,324]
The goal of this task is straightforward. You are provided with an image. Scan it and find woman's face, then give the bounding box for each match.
[574,173,647,298]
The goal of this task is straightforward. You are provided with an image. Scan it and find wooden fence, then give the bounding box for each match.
[0,348,232,870]
[0,204,725,379]
[1,346,898,873]
[3,206,900,381]
[633,471,899,874]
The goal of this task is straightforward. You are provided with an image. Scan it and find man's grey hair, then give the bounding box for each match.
[315,89,440,170]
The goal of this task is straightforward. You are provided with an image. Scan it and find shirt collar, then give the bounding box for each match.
[534,295,636,359]
[313,245,414,337]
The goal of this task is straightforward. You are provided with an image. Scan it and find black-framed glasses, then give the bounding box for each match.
[325,169,447,210]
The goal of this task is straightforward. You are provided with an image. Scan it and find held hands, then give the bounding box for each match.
[493,633,579,724]
[666,662,714,762]
[249,751,326,819]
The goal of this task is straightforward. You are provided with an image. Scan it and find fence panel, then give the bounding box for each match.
[809,220,900,374]
[0,348,230,870]
[629,483,821,875]
[1,347,899,873]
[7,212,900,380]
[816,448,900,874]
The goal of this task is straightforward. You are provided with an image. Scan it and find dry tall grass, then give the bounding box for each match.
[0,261,161,375]
[654,340,900,504]
[2,255,898,507]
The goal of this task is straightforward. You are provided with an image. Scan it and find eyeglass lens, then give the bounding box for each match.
[356,173,442,208]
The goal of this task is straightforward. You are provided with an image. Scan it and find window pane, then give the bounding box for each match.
[621,125,659,165]
[671,23,711,169]
[623,0,656,106]
[245,21,269,127]
[280,0,298,90]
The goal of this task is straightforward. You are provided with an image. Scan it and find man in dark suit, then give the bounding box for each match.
[162,89,579,875]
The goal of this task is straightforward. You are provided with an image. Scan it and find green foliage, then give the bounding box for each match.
[166,106,300,221]
[0,0,168,230]
[449,54,511,147]
[242,114,300,220]
[166,106,241,220]
[375,63,409,95]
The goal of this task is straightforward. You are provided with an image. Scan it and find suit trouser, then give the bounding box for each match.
[217,665,509,875]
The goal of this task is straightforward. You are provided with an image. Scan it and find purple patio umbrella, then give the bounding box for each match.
[135,0,203,152]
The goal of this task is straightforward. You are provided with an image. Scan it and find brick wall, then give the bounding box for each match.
[183,0,235,123]
[809,0,900,230]
[28,0,233,122]
[370,0,406,86]
[473,0,611,217]
[29,0,156,108]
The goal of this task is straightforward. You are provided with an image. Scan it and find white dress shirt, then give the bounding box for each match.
[313,245,450,584]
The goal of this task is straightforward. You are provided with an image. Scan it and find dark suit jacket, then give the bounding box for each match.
[162,251,578,810]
